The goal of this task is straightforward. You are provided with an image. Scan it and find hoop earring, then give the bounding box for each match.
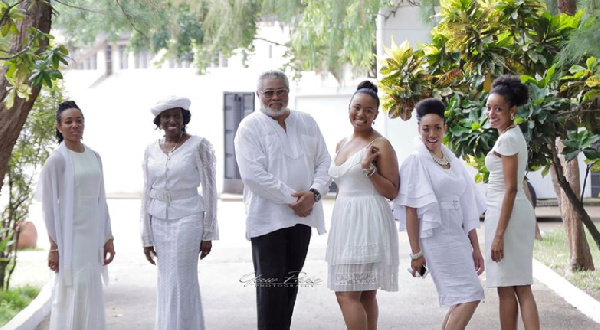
[510,114,515,120]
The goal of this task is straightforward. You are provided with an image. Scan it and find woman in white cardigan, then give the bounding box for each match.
[38,100,115,330]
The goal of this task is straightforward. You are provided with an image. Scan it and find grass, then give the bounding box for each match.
[0,285,40,327]
[534,225,600,302]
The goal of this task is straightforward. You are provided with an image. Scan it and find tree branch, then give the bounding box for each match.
[0,43,32,60]
[253,37,286,47]
[53,0,104,14]
[550,138,600,251]
[115,0,146,39]
[556,108,600,116]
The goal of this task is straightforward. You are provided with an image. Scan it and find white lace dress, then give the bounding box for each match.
[325,141,399,292]
[140,135,218,330]
[484,127,535,287]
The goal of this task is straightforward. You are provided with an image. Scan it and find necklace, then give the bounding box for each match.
[500,125,515,135]
[163,133,184,159]
[430,150,450,167]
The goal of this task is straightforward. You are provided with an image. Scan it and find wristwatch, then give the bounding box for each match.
[309,188,321,202]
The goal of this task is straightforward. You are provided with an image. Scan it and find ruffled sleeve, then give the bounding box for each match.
[458,165,486,234]
[494,130,519,156]
[140,147,153,247]
[393,154,442,239]
[196,137,219,241]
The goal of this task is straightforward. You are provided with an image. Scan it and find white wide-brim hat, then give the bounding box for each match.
[150,96,191,117]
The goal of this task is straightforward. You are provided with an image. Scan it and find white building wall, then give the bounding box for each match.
[60,24,366,195]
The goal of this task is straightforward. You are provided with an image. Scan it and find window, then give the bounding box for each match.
[134,50,150,68]
[209,53,228,68]
[119,45,128,69]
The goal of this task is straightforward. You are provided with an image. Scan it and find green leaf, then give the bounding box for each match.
[1,20,12,36]
[586,57,597,70]
[569,65,586,74]
[564,151,580,162]
[583,148,600,160]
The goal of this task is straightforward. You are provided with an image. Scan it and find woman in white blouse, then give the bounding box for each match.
[141,96,218,330]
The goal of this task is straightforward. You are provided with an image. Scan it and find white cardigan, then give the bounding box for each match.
[36,143,112,286]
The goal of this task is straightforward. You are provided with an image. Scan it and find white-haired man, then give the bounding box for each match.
[234,70,331,330]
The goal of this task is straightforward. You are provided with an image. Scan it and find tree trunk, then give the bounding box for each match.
[557,0,577,15]
[552,0,596,271]
[0,1,52,196]
[551,138,597,270]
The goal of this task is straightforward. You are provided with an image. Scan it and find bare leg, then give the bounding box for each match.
[444,301,480,330]
[359,290,378,330]
[514,285,540,330]
[497,287,518,330]
[336,291,367,330]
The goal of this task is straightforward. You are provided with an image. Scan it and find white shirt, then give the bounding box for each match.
[140,135,219,246]
[234,111,331,240]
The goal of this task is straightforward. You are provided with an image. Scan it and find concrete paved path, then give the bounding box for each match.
[28,199,600,329]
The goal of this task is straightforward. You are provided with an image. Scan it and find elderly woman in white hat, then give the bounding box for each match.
[140,96,218,329]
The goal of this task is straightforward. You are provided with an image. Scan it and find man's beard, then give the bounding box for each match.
[259,103,290,117]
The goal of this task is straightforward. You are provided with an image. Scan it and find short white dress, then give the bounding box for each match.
[325,138,399,292]
[394,141,486,307]
[484,127,536,287]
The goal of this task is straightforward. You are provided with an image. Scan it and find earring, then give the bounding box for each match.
[372,120,376,125]
[510,114,515,120]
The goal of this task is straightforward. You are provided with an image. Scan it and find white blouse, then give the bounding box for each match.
[234,111,332,240]
[393,138,486,238]
[140,135,218,246]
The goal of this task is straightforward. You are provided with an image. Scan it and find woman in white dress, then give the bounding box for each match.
[39,101,115,330]
[395,98,486,329]
[485,76,540,330]
[326,81,400,330]
[141,96,218,330]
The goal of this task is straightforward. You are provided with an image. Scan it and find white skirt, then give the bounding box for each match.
[326,195,399,292]
[485,191,536,287]
[152,213,205,330]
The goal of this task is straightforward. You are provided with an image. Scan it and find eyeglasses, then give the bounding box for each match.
[260,88,288,98]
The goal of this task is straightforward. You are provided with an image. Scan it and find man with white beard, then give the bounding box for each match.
[234,70,331,330]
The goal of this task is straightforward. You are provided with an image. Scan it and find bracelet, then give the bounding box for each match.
[107,235,114,241]
[49,249,58,252]
[409,251,423,260]
[362,163,377,177]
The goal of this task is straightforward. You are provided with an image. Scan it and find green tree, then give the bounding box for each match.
[53,0,398,79]
[1,83,63,290]
[379,0,600,270]
[0,0,67,196]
